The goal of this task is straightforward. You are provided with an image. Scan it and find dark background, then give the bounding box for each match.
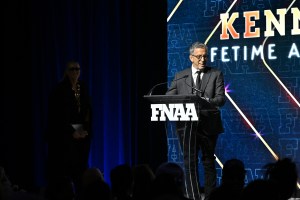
[3,0,167,191]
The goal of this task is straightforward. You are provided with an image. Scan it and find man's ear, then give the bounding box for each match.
[189,55,193,62]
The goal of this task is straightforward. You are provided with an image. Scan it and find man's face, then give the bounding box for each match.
[189,47,208,69]
[66,63,80,81]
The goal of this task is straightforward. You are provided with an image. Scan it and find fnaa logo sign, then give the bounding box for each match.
[151,103,198,121]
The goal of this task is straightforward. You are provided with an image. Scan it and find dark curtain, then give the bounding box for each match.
[2,0,167,190]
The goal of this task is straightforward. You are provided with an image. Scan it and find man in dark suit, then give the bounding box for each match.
[166,42,226,200]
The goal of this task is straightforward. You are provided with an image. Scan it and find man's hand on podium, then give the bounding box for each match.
[201,97,210,102]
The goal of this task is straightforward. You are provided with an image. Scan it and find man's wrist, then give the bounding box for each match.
[201,97,210,102]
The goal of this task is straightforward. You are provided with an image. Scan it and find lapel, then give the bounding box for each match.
[184,68,194,94]
[186,69,193,94]
[200,68,211,92]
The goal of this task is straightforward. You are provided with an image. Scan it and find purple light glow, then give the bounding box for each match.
[225,83,232,93]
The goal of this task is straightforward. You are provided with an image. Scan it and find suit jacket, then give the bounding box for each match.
[166,67,226,135]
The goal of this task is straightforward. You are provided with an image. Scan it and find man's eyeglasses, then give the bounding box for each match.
[68,67,80,71]
[192,55,208,60]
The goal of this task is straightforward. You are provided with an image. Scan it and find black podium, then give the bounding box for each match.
[143,94,210,108]
[143,94,199,103]
[143,94,206,170]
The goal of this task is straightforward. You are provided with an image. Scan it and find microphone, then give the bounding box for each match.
[184,76,203,97]
[147,75,189,96]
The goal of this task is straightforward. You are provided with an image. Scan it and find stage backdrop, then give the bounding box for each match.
[167,0,300,186]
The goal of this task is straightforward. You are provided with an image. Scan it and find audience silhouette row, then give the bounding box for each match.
[1,157,299,200]
[209,157,299,200]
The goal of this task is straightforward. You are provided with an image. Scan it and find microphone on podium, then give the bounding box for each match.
[184,76,204,97]
[147,75,189,96]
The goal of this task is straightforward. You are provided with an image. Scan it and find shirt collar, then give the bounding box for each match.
[191,65,198,75]
[191,65,205,75]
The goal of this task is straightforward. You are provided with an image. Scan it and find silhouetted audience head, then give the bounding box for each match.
[208,158,246,200]
[78,167,112,200]
[0,166,13,192]
[264,157,298,200]
[110,163,133,200]
[44,176,75,200]
[80,179,112,200]
[240,179,280,200]
[155,162,184,188]
[1,166,45,200]
[132,164,155,200]
[81,167,104,189]
[221,158,246,188]
[151,162,186,200]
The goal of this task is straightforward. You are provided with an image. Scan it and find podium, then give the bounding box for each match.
[144,94,213,122]
[143,94,199,103]
[143,94,223,173]
[143,94,205,167]
[143,94,210,107]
